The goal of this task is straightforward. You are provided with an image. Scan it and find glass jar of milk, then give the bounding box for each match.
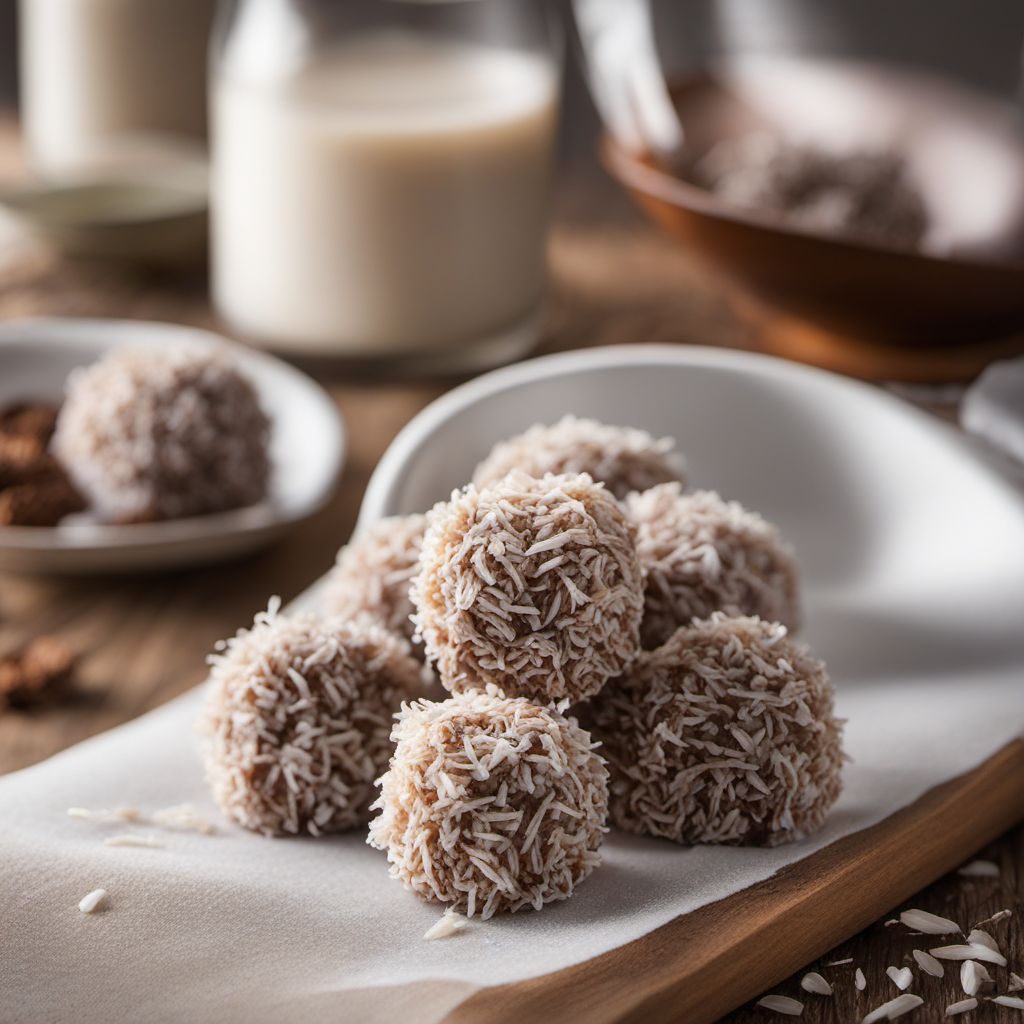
[211,0,562,372]
[19,0,215,179]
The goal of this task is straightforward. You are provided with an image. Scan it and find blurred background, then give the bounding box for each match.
[2,9,1024,1022]
[0,1,1022,154]
[0,0,1020,381]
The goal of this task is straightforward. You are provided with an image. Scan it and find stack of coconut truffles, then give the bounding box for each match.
[201,415,844,921]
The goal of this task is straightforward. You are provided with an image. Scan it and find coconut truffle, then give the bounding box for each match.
[201,601,423,837]
[692,134,929,250]
[627,484,800,649]
[472,416,686,501]
[412,471,644,703]
[322,514,427,645]
[591,614,843,846]
[52,345,270,522]
[368,687,608,918]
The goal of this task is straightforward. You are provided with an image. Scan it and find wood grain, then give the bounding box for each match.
[447,741,1024,1024]
[0,123,1021,1021]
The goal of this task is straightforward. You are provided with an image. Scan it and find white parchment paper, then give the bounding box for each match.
[3,577,1022,1024]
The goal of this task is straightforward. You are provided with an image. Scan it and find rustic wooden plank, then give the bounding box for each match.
[446,742,1024,1024]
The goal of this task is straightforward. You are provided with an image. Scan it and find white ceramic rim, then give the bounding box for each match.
[358,342,1023,526]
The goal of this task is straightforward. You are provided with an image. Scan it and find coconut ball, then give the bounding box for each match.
[368,687,608,918]
[472,416,686,501]
[591,614,843,846]
[201,601,423,836]
[627,484,800,649]
[53,345,270,522]
[692,134,928,250]
[322,514,427,646]
[412,471,644,703]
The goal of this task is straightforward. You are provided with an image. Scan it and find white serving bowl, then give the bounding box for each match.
[359,344,1024,681]
[0,318,345,574]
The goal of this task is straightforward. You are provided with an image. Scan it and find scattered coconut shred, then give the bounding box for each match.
[470,415,686,501]
[412,471,644,703]
[201,600,425,836]
[945,998,978,1016]
[68,803,213,840]
[960,959,992,996]
[930,943,1006,967]
[67,806,140,824]
[590,614,843,845]
[886,966,913,991]
[150,803,216,835]
[756,994,804,1016]
[973,908,1011,929]
[423,909,469,941]
[912,949,944,978]
[368,687,608,919]
[104,834,164,849]
[626,484,801,649]
[899,909,960,935]
[800,972,832,996]
[861,993,923,1023]
[78,889,107,914]
[957,859,1000,879]
[967,927,1001,953]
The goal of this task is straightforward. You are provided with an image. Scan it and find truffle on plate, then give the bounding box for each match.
[368,687,608,918]
[627,484,800,649]
[52,345,270,522]
[412,471,644,703]
[201,600,423,836]
[691,134,929,250]
[471,415,685,500]
[321,514,427,645]
[591,614,843,846]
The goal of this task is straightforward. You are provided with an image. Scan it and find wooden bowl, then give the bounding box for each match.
[601,60,1024,348]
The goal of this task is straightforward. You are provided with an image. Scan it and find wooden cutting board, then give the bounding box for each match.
[447,740,1024,1024]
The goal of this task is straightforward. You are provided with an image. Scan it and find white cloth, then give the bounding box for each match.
[4,575,1023,1024]
[963,355,1024,468]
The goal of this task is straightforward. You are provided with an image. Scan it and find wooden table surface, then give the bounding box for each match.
[0,134,1020,1022]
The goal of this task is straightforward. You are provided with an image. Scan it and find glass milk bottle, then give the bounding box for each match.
[210,0,562,372]
[19,0,215,179]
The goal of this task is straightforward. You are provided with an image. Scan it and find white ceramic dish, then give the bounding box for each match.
[360,344,1024,683]
[0,318,345,574]
[4,345,1024,1024]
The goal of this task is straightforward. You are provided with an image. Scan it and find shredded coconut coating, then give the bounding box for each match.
[368,688,608,918]
[412,471,644,703]
[472,416,686,501]
[321,514,427,646]
[52,345,270,522]
[692,135,929,250]
[591,614,843,846]
[201,602,424,837]
[627,485,800,649]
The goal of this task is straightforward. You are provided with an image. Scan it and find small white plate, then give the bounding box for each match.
[0,318,345,574]
[359,344,1024,683]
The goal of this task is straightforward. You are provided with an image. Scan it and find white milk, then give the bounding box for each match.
[20,0,214,178]
[211,33,559,359]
